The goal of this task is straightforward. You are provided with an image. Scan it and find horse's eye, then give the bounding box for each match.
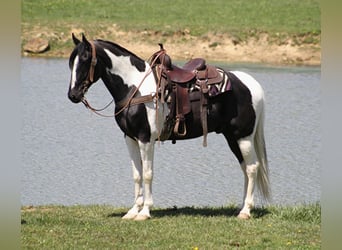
[81,53,89,61]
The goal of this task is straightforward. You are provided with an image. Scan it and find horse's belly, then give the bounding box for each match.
[168,98,226,141]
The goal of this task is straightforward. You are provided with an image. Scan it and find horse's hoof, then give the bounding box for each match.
[237,213,251,219]
[122,213,137,220]
[134,214,151,221]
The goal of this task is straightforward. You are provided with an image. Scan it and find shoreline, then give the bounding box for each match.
[22,29,321,66]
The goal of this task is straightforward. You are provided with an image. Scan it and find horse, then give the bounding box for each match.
[68,33,270,221]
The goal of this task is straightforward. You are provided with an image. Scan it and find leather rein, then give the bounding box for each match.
[81,40,166,117]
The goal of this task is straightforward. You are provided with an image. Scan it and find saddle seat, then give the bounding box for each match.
[161,54,223,84]
[161,54,205,83]
[166,64,196,83]
[182,58,206,71]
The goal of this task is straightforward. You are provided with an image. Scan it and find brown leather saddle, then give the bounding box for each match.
[155,49,228,146]
[160,55,223,85]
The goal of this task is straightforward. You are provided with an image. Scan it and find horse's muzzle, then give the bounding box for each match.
[68,89,83,103]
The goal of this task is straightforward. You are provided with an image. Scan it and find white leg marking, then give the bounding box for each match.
[122,137,143,220]
[134,141,155,221]
[238,136,259,219]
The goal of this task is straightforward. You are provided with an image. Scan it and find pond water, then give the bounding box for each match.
[21,58,320,208]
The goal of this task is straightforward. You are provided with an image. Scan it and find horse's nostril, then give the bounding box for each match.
[68,92,80,103]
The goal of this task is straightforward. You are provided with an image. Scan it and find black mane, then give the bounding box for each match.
[94,39,146,72]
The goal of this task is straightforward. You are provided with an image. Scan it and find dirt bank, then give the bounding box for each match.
[22,26,321,66]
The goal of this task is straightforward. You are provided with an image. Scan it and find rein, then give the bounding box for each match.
[82,98,115,117]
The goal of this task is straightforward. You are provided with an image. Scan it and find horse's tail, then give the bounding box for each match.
[254,100,271,201]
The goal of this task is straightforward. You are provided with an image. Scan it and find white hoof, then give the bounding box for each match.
[237,212,251,220]
[134,214,151,221]
[122,213,138,220]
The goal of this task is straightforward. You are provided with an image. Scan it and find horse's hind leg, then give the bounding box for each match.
[223,130,250,218]
[237,135,259,219]
[224,132,257,219]
[122,136,144,220]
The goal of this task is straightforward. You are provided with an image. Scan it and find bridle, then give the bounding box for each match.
[81,40,167,118]
[86,40,97,83]
[81,40,116,117]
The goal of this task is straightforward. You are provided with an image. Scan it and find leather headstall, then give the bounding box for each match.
[87,40,97,83]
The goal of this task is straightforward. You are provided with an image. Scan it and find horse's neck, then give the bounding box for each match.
[101,49,156,102]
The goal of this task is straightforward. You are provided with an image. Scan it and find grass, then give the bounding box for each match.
[21,0,320,57]
[21,203,321,249]
[22,0,320,35]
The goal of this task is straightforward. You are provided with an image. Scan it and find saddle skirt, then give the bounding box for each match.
[195,66,232,97]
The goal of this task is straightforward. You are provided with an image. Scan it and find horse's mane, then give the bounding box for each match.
[94,39,143,60]
[94,39,146,71]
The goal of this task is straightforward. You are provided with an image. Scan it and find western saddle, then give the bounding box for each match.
[152,45,228,146]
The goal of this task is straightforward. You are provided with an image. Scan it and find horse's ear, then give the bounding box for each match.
[82,33,89,44]
[72,33,80,45]
[81,33,91,48]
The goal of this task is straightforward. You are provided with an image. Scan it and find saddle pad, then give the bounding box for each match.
[195,68,232,97]
[196,65,220,80]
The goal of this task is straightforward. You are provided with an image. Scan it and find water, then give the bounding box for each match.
[21,58,320,208]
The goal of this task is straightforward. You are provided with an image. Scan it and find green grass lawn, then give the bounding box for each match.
[22,0,320,35]
[21,0,320,60]
[21,204,321,249]
[22,0,320,36]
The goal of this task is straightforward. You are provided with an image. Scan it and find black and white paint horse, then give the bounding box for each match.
[68,34,270,221]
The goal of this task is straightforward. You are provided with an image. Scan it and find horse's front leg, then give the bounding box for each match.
[134,141,155,221]
[122,136,144,220]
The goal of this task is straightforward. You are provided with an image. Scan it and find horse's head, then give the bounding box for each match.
[68,33,98,103]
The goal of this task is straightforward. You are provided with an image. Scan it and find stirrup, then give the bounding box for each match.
[173,117,187,137]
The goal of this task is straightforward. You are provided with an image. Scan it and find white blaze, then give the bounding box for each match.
[70,55,79,90]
